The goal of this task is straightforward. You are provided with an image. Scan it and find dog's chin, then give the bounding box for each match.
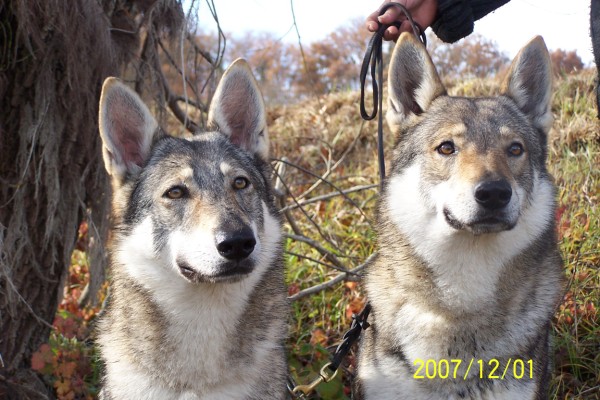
[443,208,516,235]
[176,259,254,284]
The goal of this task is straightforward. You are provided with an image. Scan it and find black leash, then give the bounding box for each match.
[359,2,426,187]
[288,5,426,398]
[289,304,372,398]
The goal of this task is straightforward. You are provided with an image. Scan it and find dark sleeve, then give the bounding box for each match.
[431,0,511,43]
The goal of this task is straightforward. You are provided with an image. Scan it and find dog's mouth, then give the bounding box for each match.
[443,208,515,235]
[176,259,254,284]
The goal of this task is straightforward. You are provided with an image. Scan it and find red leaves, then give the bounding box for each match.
[31,220,103,399]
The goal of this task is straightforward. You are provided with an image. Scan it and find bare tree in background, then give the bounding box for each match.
[0,1,222,397]
[428,33,509,78]
[550,49,584,76]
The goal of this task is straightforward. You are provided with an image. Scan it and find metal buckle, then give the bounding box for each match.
[292,362,339,396]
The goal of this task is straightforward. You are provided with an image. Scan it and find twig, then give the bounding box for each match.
[273,159,303,235]
[272,162,339,249]
[297,120,365,200]
[151,30,200,133]
[280,184,378,212]
[286,233,348,272]
[173,95,207,112]
[186,32,217,65]
[157,38,206,112]
[290,0,310,81]
[297,139,333,200]
[288,252,377,301]
[4,275,54,330]
[285,250,357,274]
[274,158,371,223]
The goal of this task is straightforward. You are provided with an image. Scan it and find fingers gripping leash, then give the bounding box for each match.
[360,3,426,187]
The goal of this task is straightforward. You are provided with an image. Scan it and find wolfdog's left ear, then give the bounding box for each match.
[207,59,269,161]
[387,33,446,129]
[501,36,553,134]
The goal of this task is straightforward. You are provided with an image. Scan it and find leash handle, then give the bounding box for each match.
[359,3,426,186]
[360,2,426,121]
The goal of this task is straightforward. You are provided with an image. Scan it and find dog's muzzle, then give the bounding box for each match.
[444,179,516,235]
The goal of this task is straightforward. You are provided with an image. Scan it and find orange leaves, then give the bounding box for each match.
[31,344,53,373]
[31,220,102,399]
[31,334,96,399]
[288,282,301,297]
[550,49,584,77]
[310,328,329,347]
[556,291,598,326]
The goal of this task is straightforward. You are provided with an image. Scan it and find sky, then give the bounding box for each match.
[191,0,595,65]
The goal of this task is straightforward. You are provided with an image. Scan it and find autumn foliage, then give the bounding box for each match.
[31,222,106,399]
[550,49,585,76]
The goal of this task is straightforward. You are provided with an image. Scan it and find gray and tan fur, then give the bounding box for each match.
[96,59,288,399]
[355,34,563,400]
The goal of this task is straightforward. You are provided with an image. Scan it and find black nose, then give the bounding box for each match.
[216,228,256,261]
[474,180,512,210]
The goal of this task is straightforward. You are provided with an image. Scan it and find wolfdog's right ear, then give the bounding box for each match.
[99,77,161,185]
[207,59,269,162]
[386,33,446,129]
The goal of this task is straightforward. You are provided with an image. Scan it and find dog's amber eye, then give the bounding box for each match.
[233,177,250,190]
[164,186,186,199]
[437,141,456,156]
[508,143,524,156]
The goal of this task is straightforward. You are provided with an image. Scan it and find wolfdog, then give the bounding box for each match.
[355,34,564,399]
[96,59,288,399]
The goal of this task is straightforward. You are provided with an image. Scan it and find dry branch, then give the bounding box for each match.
[285,233,349,273]
[280,184,378,212]
[288,252,377,301]
[274,157,371,223]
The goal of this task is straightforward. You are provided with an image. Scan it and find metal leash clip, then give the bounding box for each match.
[292,362,339,396]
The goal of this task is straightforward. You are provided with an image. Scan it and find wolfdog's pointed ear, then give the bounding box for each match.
[207,58,269,161]
[501,36,553,134]
[99,77,161,185]
[387,33,446,128]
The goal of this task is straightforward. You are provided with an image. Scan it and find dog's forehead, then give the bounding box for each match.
[422,97,534,142]
[154,132,241,163]
[144,133,257,182]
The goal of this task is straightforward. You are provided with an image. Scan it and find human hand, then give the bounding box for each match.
[366,0,438,41]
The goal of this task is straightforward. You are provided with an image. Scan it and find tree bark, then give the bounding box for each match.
[0,1,183,397]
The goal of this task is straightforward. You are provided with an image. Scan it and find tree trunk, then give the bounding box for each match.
[0,1,183,397]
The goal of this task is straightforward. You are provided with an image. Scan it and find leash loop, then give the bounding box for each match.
[359,3,426,186]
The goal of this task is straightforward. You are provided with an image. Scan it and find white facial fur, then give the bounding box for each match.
[108,201,281,395]
[386,163,554,310]
[430,171,523,230]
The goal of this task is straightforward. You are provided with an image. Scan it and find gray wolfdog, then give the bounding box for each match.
[355,34,564,400]
[96,59,288,399]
